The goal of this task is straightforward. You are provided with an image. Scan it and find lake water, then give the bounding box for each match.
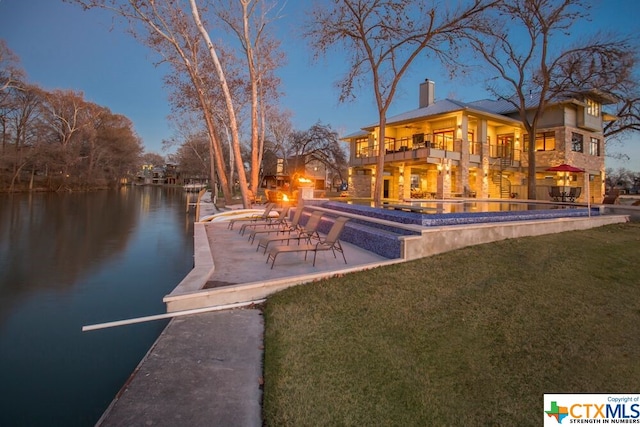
[0,187,195,426]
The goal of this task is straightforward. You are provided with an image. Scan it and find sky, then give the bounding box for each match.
[1,0,639,171]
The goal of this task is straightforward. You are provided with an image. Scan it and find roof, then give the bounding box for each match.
[359,97,521,131]
[345,88,615,138]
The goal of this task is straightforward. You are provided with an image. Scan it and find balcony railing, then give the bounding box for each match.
[354,139,489,165]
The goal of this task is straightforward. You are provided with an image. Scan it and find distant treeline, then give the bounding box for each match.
[1,42,142,192]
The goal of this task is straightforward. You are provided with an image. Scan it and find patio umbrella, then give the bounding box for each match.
[545,163,585,173]
[545,164,590,217]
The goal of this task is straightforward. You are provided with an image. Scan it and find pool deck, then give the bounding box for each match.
[97,199,631,426]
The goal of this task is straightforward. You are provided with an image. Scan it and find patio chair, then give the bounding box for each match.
[227,203,276,230]
[239,205,290,235]
[247,203,304,243]
[256,210,323,254]
[549,186,563,202]
[567,187,581,202]
[266,216,350,269]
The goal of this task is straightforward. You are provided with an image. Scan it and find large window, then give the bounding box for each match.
[536,132,555,151]
[524,131,555,151]
[355,137,369,157]
[586,99,601,117]
[497,134,514,157]
[433,130,454,150]
[590,137,600,156]
[572,132,583,152]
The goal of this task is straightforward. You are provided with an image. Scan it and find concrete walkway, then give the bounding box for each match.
[98,309,263,427]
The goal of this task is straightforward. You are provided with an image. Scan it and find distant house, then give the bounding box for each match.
[342,80,614,202]
[261,153,342,194]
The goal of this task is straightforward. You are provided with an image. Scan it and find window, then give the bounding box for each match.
[384,137,396,153]
[433,130,454,150]
[355,138,369,158]
[497,134,514,157]
[586,99,600,117]
[571,133,583,152]
[524,131,555,151]
[590,137,600,156]
[412,133,424,147]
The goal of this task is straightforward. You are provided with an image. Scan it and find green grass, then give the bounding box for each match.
[262,222,640,426]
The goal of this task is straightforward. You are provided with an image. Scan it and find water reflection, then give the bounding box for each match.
[0,187,194,426]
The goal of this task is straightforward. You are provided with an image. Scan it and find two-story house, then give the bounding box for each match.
[342,79,614,202]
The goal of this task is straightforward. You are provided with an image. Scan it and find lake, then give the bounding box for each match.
[0,186,195,426]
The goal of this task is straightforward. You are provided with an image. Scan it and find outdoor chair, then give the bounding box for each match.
[227,203,276,230]
[239,205,290,235]
[266,216,350,269]
[247,203,304,243]
[549,186,563,202]
[602,189,620,204]
[256,210,323,254]
[567,187,581,202]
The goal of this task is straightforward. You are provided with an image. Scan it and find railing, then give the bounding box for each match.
[489,145,522,163]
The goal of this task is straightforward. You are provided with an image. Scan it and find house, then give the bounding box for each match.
[342,79,614,202]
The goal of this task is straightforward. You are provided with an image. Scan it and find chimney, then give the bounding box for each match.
[419,79,435,108]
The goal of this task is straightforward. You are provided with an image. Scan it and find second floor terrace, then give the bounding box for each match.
[351,133,523,168]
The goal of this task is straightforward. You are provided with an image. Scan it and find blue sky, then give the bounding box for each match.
[1,0,639,171]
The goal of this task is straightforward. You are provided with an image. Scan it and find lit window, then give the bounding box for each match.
[590,137,600,156]
[355,138,369,157]
[586,99,600,117]
[433,130,454,150]
[524,131,555,151]
[572,133,583,152]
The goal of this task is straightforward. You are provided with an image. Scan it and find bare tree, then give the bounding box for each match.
[213,0,284,196]
[289,122,348,182]
[305,0,497,206]
[71,0,284,207]
[0,40,25,92]
[467,0,637,199]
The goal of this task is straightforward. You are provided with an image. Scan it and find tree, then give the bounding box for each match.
[72,0,285,208]
[0,40,25,92]
[305,0,497,207]
[467,0,637,199]
[0,43,142,191]
[289,122,348,183]
[213,0,284,196]
[1,83,42,190]
[141,152,166,167]
[170,134,210,178]
[92,110,143,183]
[602,76,640,162]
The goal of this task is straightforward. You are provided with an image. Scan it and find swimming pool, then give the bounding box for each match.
[323,200,598,227]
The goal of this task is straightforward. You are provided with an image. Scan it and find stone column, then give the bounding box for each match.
[479,119,489,198]
[459,115,470,195]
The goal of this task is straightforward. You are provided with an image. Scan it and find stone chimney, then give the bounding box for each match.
[419,79,435,108]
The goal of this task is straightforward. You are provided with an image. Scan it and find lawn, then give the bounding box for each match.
[262,222,640,426]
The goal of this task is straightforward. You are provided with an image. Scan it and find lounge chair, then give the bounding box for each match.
[247,203,304,243]
[602,189,620,204]
[239,205,290,235]
[266,216,349,269]
[256,210,323,254]
[227,203,276,230]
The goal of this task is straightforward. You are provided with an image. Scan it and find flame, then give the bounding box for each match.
[282,194,289,202]
[298,177,312,183]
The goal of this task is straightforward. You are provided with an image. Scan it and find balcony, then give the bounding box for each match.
[352,139,469,165]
